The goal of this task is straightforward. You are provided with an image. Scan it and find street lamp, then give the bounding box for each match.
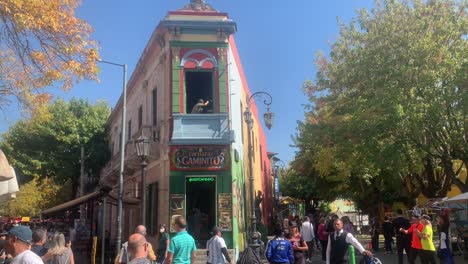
[243,91,274,256]
[97,59,127,255]
[135,135,150,226]
[272,157,285,225]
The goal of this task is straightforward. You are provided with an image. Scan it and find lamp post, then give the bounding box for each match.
[135,135,150,226]
[272,157,285,225]
[243,91,274,256]
[272,158,285,201]
[97,59,127,254]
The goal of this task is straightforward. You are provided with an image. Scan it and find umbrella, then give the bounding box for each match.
[0,149,14,181]
[441,192,468,204]
[0,166,19,202]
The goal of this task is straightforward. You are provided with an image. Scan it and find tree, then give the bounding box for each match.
[0,0,99,110]
[0,178,72,217]
[0,98,111,190]
[293,0,467,214]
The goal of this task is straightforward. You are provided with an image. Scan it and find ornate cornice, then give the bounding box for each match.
[178,0,218,12]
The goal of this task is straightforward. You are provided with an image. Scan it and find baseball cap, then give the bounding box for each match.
[422,214,431,220]
[0,226,33,244]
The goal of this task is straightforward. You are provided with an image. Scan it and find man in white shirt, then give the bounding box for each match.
[326,219,371,264]
[300,216,315,262]
[207,226,231,264]
[1,226,44,264]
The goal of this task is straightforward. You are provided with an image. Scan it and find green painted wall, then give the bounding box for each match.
[169,170,233,248]
[229,149,247,253]
[218,60,227,113]
[172,55,180,113]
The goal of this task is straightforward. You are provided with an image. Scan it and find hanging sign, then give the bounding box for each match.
[171,146,230,170]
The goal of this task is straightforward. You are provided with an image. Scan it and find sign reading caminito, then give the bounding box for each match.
[171,146,230,170]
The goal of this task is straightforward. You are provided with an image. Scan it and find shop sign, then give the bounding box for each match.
[171,146,230,170]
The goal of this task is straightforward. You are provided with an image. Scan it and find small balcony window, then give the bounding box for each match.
[185,71,214,114]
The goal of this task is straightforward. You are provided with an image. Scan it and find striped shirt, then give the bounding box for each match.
[168,231,197,264]
[207,236,227,264]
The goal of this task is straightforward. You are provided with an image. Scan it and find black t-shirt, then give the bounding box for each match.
[392,216,410,235]
[30,244,48,257]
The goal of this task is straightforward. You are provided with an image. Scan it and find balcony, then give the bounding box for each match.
[171,113,231,145]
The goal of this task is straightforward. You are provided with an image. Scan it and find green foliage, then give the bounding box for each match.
[0,98,111,187]
[0,178,73,217]
[293,0,467,214]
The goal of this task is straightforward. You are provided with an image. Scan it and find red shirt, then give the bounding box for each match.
[318,223,328,241]
[407,223,424,249]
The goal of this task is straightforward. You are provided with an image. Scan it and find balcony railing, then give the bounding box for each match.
[171,113,230,145]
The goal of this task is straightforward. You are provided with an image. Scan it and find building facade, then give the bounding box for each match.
[100,0,273,255]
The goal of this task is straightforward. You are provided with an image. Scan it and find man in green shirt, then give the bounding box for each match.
[166,216,197,264]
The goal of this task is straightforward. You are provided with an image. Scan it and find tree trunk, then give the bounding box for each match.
[442,158,468,193]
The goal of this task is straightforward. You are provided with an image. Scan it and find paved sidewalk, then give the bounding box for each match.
[305,250,468,263]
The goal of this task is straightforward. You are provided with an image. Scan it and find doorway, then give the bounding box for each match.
[185,176,216,248]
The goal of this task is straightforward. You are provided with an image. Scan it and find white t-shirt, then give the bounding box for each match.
[11,250,44,264]
[207,236,227,264]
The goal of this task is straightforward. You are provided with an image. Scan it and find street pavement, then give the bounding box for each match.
[305,249,468,263]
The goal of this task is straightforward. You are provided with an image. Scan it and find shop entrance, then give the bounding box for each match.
[186,176,216,248]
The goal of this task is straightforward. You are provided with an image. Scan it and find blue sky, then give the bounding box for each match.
[0,0,375,163]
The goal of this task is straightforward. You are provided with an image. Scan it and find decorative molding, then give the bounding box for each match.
[171,47,181,63]
[155,33,166,49]
[179,49,218,68]
[178,0,218,12]
[217,47,226,63]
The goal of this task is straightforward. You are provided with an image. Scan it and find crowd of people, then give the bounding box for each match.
[0,225,74,264]
[267,213,370,264]
[266,209,457,264]
[390,209,454,264]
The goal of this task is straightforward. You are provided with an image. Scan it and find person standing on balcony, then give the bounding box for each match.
[191,99,210,113]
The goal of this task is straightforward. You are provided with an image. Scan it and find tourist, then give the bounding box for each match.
[156,224,170,264]
[127,233,151,264]
[417,215,436,264]
[400,214,424,264]
[382,216,394,254]
[41,232,74,264]
[118,225,156,264]
[207,226,231,264]
[436,212,454,264]
[288,222,307,264]
[166,216,196,264]
[31,229,48,257]
[300,216,315,262]
[1,226,44,264]
[317,217,328,262]
[392,209,411,264]
[266,225,294,264]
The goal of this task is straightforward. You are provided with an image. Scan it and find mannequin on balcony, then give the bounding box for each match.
[191,99,210,113]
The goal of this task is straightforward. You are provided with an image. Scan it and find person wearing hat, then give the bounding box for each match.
[206,226,231,264]
[1,226,44,263]
[416,215,436,264]
[399,214,424,264]
[156,224,170,264]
